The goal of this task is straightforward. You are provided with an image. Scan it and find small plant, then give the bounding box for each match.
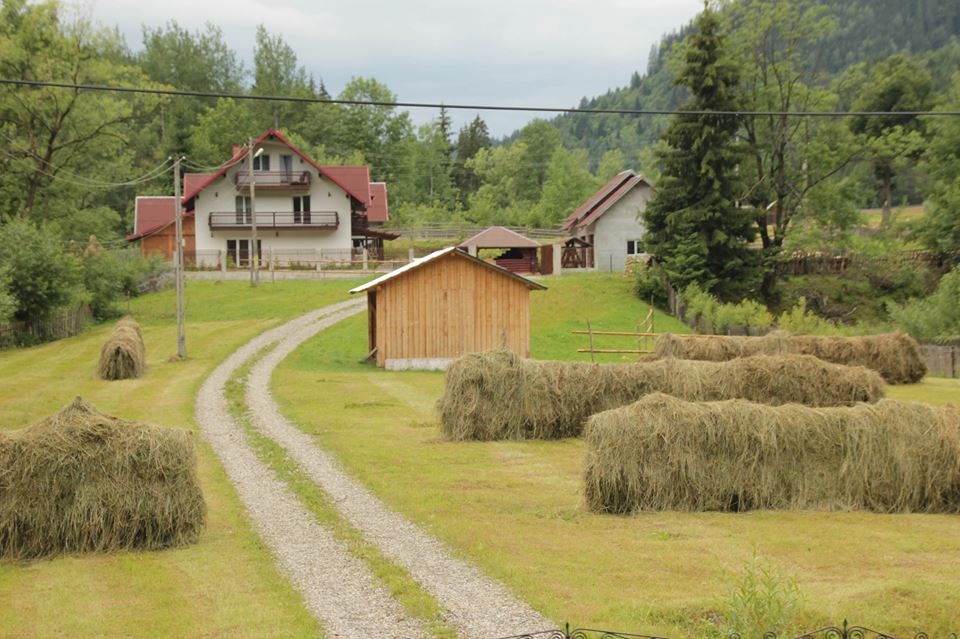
[721,554,802,638]
[777,298,823,334]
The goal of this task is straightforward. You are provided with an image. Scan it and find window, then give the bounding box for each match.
[253,154,270,171]
[626,239,644,256]
[293,195,311,224]
[227,239,261,267]
[235,196,251,224]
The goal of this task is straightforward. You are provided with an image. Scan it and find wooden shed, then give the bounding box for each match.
[350,247,546,369]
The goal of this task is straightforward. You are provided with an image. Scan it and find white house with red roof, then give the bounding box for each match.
[560,170,653,272]
[128,129,394,266]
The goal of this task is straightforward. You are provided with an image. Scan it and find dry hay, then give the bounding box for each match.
[582,393,960,514]
[655,331,926,384]
[437,349,885,441]
[97,317,145,380]
[0,397,205,559]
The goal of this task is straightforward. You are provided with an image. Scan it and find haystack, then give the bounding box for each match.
[97,317,145,380]
[0,398,205,559]
[583,393,960,514]
[437,349,885,440]
[655,331,926,384]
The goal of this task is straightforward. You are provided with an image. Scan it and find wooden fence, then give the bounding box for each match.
[0,303,92,347]
[921,344,960,378]
[776,250,960,276]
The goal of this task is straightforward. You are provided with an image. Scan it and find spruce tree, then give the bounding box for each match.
[642,2,757,299]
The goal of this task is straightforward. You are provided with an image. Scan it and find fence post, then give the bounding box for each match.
[269,247,275,282]
[553,242,562,276]
[408,248,415,263]
[362,248,369,272]
[219,250,226,279]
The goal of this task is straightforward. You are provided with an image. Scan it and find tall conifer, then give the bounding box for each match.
[642,2,757,298]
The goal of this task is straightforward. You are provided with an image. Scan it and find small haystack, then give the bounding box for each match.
[97,316,145,380]
[0,398,205,559]
[655,331,926,384]
[583,393,960,514]
[437,349,885,440]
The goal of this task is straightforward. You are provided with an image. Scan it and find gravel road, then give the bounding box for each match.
[245,300,553,639]
[195,298,425,639]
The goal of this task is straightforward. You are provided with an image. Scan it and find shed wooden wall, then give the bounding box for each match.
[141,217,196,260]
[373,253,532,367]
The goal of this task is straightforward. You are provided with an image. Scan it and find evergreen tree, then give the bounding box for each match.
[643,2,757,299]
[452,115,492,204]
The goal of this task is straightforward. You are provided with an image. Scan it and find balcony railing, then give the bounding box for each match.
[209,211,339,230]
[234,171,311,189]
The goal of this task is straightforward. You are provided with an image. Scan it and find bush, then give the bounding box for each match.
[680,284,773,333]
[632,262,668,306]
[776,298,823,333]
[889,266,960,343]
[0,266,15,326]
[722,555,802,638]
[0,220,81,320]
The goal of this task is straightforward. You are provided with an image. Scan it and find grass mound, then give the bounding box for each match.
[97,317,145,380]
[655,331,926,384]
[583,393,960,514]
[0,397,205,559]
[437,349,885,440]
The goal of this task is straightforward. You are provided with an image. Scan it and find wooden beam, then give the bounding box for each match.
[577,348,653,354]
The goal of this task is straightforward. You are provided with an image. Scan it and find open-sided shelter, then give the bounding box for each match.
[350,247,546,369]
[457,226,542,273]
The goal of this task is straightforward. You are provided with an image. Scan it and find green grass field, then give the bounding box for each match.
[2,273,959,637]
[274,274,960,637]
[0,280,362,638]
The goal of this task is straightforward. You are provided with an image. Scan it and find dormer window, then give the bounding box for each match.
[253,154,270,171]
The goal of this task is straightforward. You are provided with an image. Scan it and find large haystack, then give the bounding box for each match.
[97,317,145,380]
[0,398,205,559]
[437,349,885,440]
[655,331,926,384]
[583,393,960,514]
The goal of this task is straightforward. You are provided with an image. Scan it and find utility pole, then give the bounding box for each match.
[173,156,187,359]
[249,137,260,287]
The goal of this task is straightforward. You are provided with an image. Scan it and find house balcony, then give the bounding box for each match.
[234,171,311,190]
[208,211,339,231]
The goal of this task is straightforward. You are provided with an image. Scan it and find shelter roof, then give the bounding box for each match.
[349,247,547,294]
[457,226,540,249]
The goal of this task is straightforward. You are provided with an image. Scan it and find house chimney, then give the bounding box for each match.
[232,144,241,157]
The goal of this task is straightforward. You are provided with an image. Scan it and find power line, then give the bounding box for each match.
[3,78,960,118]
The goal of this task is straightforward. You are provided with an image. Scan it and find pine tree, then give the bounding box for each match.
[642,2,757,299]
[452,115,492,204]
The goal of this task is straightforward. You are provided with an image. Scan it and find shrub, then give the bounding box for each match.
[889,266,960,343]
[582,393,960,513]
[776,298,823,333]
[437,349,884,441]
[0,266,15,326]
[0,220,81,320]
[632,262,668,307]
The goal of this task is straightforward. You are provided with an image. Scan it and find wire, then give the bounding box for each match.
[3,78,960,118]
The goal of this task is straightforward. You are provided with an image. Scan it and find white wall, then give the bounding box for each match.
[588,184,651,273]
[192,140,355,265]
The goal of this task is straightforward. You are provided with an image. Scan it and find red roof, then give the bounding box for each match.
[322,166,371,207]
[184,173,212,197]
[366,182,389,223]
[561,170,651,231]
[180,129,372,207]
[458,226,540,249]
[133,197,175,236]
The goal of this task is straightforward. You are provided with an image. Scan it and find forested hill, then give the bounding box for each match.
[547,0,960,169]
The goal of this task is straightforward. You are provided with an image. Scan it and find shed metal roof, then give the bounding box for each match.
[349,247,547,294]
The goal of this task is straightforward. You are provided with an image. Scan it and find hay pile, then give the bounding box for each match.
[0,398,205,559]
[97,316,145,380]
[655,331,926,384]
[437,349,885,440]
[582,393,960,514]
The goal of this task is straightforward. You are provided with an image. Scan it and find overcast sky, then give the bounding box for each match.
[84,0,703,137]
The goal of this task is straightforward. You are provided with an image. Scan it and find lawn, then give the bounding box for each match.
[0,280,364,638]
[274,273,960,637]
